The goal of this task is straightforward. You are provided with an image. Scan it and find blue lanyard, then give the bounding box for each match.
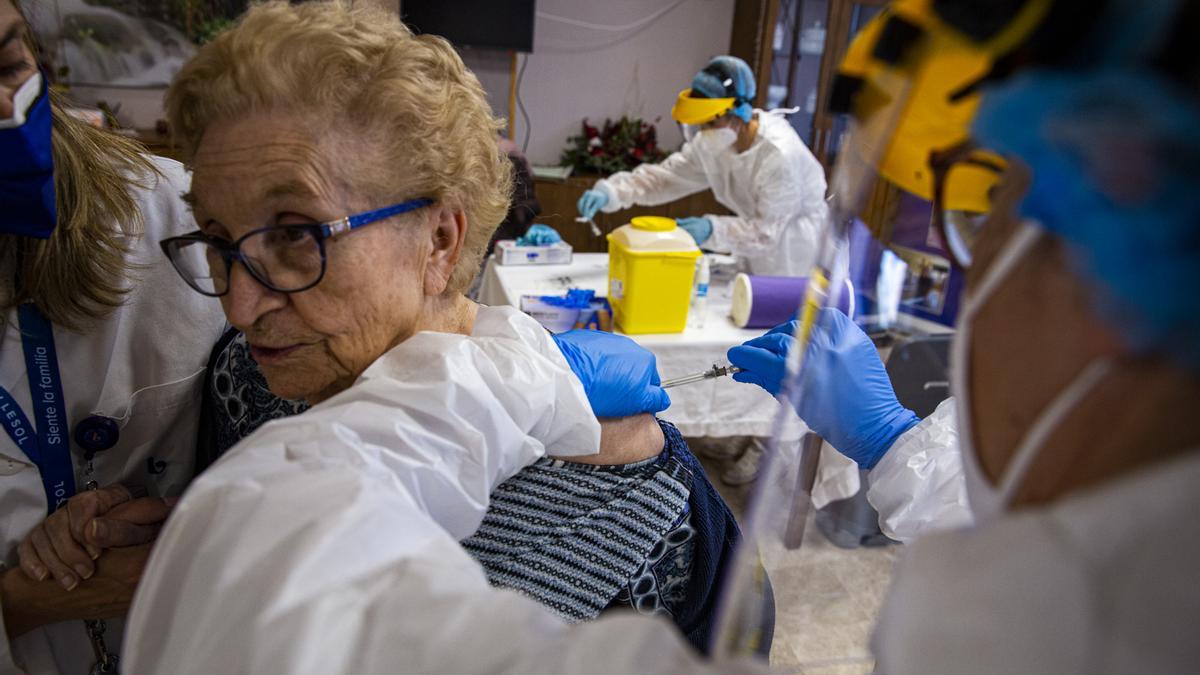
[0,303,75,513]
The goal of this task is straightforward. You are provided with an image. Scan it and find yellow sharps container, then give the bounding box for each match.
[607,216,701,334]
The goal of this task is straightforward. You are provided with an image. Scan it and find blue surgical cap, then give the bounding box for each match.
[973,7,1200,372]
[691,56,756,123]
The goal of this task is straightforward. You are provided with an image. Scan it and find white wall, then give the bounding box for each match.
[65,86,165,129]
[62,0,737,165]
[456,0,737,165]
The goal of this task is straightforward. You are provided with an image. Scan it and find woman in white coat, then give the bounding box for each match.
[0,2,227,671]
[577,56,828,278]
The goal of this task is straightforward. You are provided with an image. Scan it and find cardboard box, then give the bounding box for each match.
[494,239,573,265]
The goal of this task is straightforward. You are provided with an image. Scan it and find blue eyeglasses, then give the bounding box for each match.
[160,197,434,297]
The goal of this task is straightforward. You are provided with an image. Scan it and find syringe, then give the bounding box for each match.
[661,363,743,389]
[575,216,602,237]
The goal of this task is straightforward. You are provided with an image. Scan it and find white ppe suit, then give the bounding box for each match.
[122,306,755,675]
[594,112,827,277]
[864,399,1200,673]
[0,157,227,674]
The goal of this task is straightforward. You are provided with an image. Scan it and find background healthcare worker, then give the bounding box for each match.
[0,1,227,671]
[728,0,1200,670]
[576,56,828,277]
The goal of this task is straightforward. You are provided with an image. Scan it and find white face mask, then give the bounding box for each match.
[0,71,42,128]
[951,222,1113,523]
[689,126,738,158]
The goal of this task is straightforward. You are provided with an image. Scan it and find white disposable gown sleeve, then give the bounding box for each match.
[865,398,973,543]
[593,142,710,211]
[703,147,826,264]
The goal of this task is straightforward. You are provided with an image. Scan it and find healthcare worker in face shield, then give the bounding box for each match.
[577,56,828,277]
[729,0,1200,671]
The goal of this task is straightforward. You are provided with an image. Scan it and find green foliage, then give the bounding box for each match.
[192,16,234,44]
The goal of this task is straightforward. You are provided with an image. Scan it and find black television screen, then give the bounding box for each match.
[402,0,536,52]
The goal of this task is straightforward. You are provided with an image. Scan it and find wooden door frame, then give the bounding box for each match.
[812,0,887,165]
[730,0,782,108]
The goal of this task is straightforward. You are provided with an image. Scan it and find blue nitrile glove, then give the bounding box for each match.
[726,308,920,469]
[552,329,671,418]
[516,224,562,246]
[677,216,713,246]
[577,189,609,219]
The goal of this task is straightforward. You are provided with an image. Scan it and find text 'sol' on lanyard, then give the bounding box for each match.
[0,303,75,513]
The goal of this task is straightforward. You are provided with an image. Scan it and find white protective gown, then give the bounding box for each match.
[864,398,972,543]
[0,156,227,674]
[865,399,1200,673]
[594,111,828,277]
[123,305,758,675]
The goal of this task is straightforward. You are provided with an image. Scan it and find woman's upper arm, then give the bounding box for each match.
[566,414,665,466]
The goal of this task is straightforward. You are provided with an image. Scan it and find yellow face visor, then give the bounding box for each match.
[671,89,735,125]
[834,0,1052,215]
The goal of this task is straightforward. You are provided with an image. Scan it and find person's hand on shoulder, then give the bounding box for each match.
[553,330,671,418]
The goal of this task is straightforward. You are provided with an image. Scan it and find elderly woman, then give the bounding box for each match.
[128,2,744,670]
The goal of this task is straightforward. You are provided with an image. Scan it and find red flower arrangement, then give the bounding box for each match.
[560,116,670,176]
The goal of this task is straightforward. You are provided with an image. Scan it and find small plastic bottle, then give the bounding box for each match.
[691,255,710,329]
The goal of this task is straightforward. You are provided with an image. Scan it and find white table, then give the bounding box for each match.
[478,253,808,440]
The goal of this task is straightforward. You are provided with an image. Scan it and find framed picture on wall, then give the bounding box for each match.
[24,0,248,87]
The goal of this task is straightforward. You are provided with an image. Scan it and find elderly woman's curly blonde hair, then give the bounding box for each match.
[166,0,512,293]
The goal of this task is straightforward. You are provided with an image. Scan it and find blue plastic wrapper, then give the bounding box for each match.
[520,289,612,333]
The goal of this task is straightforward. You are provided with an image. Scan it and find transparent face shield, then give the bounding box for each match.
[702,0,1050,661]
[931,143,1006,268]
[707,84,1013,668]
[708,58,919,660]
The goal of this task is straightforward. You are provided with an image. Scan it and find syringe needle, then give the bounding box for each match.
[661,364,744,389]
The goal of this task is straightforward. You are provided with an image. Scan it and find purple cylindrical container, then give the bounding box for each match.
[730,274,855,328]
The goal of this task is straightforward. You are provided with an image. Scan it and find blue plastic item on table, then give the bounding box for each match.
[516,224,562,246]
